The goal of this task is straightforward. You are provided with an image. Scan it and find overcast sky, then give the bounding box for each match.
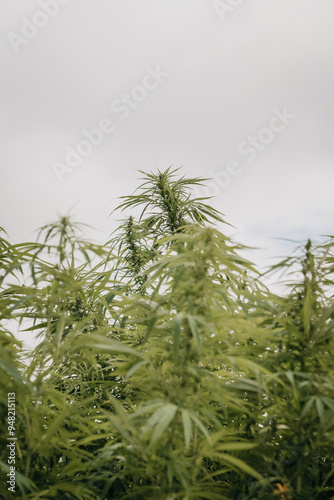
[1,0,334,272]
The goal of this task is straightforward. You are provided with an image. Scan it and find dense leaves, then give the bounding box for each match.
[0,170,333,499]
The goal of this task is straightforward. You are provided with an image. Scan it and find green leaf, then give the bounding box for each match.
[316,397,325,427]
[214,453,264,482]
[79,335,143,358]
[187,314,201,352]
[149,404,178,448]
[172,312,183,357]
[300,397,315,419]
[125,360,148,379]
[181,409,192,451]
[215,442,258,452]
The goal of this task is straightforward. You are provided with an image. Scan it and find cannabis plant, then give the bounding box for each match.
[0,169,333,500]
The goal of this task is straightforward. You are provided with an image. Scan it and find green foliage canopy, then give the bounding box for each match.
[0,169,333,499]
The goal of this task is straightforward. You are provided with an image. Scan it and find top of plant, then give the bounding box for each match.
[113,167,230,235]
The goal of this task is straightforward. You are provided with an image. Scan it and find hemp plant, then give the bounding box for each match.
[0,169,333,499]
[108,167,228,293]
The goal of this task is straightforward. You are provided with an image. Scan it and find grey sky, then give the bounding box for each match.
[1,0,334,271]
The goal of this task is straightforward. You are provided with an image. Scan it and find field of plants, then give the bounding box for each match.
[1,169,334,499]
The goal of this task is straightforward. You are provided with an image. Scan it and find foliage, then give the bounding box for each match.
[0,169,333,499]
